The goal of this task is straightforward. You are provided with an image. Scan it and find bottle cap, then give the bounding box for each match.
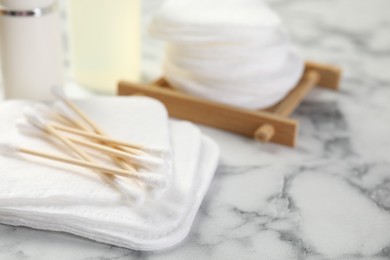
[0,0,57,17]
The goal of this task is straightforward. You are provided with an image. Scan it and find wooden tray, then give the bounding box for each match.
[118,61,341,147]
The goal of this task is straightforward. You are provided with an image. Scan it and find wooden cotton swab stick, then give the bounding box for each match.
[52,86,112,135]
[22,110,158,203]
[50,123,168,156]
[52,102,89,130]
[51,86,170,158]
[17,121,167,200]
[51,103,159,195]
[53,100,167,157]
[51,87,168,194]
[16,121,166,171]
[69,138,167,171]
[53,101,148,159]
[0,142,144,204]
[52,101,147,182]
[34,103,77,128]
[23,107,115,170]
[0,142,143,178]
[21,110,166,188]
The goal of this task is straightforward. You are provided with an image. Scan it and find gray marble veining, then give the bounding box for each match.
[1,0,390,259]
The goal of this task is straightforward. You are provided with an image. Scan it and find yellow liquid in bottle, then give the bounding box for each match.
[68,0,141,94]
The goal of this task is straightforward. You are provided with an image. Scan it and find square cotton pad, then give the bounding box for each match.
[0,98,220,250]
[0,97,172,204]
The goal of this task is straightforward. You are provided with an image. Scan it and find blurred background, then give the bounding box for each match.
[1,0,389,100]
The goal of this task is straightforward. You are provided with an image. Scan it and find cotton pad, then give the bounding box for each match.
[163,51,304,109]
[0,135,219,250]
[164,71,289,109]
[150,0,304,109]
[166,44,290,76]
[0,98,220,250]
[150,0,281,37]
[0,97,172,205]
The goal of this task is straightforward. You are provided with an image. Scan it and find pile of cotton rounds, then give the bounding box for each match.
[150,0,305,110]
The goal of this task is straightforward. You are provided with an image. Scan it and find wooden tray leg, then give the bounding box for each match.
[304,61,341,90]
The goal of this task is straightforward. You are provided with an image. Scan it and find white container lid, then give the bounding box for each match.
[0,0,55,10]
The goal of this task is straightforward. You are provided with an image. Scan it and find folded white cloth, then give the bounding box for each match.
[150,0,304,109]
[0,97,172,204]
[0,98,220,250]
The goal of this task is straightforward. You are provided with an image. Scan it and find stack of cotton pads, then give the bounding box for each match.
[150,0,305,109]
[0,97,219,250]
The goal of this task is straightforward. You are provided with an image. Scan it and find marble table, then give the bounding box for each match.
[1,0,390,259]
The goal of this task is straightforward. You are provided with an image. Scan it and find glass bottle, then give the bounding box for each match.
[67,0,141,94]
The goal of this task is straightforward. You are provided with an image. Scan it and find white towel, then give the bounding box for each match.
[0,97,172,204]
[0,98,220,250]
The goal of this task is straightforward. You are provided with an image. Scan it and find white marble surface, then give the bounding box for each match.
[1,0,390,259]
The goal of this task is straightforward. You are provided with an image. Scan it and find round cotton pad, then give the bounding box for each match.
[163,49,304,109]
[149,0,305,109]
[151,0,281,29]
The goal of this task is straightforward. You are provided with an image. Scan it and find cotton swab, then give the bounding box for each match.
[52,101,146,187]
[17,120,165,187]
[17,122,167,197]
[16,119,44,137]
[22,97,169,196]
[0,142,138,178]
[53,101,157,157]
[51,101,167,194]
[23,107,110,170]
[33,103,74,127]
[52,86,109,135]
[52,101,147,165]
[0,143,141,204]
[50,123,169,156]
[22,109,159,201]
[51,86,170,158]
[53,103,147,194]
[52,101,88,130]
[18,121,167,173]
[68,138,168,171]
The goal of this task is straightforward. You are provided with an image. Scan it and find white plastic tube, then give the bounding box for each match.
[0,0,63,100]
[67,0,141,94]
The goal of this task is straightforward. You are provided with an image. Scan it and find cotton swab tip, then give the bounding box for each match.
[133,155,168,171]
[0,142,19,155]
[23,107,47,129]
[16,119,44,137]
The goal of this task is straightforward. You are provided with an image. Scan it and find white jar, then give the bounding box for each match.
[0,0,63,100]
[67,0,141,94]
